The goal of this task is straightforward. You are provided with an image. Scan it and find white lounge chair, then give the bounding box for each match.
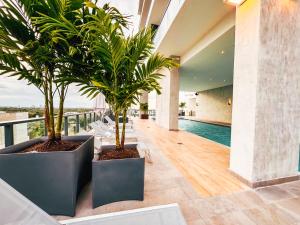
[0,179,187,225]
[91,121,138,150]
[104,116,134,130]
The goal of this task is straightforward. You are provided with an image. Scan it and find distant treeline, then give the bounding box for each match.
[0,107,93,118]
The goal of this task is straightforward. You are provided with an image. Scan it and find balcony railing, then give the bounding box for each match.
[0,112,98,148]
[153,0,185,50]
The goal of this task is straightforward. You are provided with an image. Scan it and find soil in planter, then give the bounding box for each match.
[21,140,83,153]
[98,148,140,160]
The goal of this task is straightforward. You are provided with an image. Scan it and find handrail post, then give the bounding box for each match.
[84,113,87,130]
[64,116,68,136]
[93,112,96,122]
[76,115,80,133]
[89,113,92,124]
[4,124,14,147]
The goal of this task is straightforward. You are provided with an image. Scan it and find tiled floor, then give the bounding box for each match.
[54,119,300,224]
[134,118,247,197]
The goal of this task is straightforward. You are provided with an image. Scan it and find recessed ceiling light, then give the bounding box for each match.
[223,0,246,6]
[221,50,225,55]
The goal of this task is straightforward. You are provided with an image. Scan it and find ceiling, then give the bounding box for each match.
[139,0,152,28]
[146,0,170,26]
[157,0,234,56]
[179,27,235,92]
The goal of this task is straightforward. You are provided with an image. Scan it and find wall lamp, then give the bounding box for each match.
[223,0,246,6]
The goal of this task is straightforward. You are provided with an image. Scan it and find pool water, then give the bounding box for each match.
[179,119,231,147]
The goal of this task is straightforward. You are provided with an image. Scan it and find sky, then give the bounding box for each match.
[0,0,140,108]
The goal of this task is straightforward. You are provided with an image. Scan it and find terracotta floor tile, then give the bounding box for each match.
[226,190,265,209]
[207,211,256,225]
[255,185,294,202]
[278,181,300,197]
[276,197,300,219]
[188,218,213,225]
[243,204,298,225]
[194,196,236,218]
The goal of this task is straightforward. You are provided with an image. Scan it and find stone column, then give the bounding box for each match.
[230,0,300,187]
[156,66,179,130]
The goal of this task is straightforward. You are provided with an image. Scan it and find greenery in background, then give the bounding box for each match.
[26,114,88,139]
[28,121,45,139]
[0,107,92,118]
[140,103,148,114]
[179,102,186,109]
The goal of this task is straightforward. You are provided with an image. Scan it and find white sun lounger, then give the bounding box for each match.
[104,116,134,130]
[0,179,187,225]
[61,204,187,225]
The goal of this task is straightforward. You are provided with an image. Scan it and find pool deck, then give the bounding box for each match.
[54,118,300,224]
[135,118,245,197]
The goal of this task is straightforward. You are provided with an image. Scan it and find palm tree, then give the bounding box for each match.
[179,102,186,116]
[0,0,60,143]
[78,23,177,150]
[0,0,126,147]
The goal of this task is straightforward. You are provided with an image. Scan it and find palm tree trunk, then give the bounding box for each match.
[55,84,65,140]
[44,69,55,141]
[114,111,121,150]
[44,83,51,139]
[48,78,55,141]
[121,109,127,149]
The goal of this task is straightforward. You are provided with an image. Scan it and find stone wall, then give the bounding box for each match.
[195,85,233,124]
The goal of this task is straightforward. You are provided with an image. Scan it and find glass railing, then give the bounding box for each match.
[153,0,186,50]
[0,112,98,148]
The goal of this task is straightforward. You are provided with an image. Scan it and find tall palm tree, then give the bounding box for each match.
[79,22,177,150]
[0,0,59,143]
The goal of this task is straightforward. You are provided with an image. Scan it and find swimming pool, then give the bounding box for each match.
[179,119,231,147]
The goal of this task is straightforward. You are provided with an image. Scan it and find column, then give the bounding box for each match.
[156,65,179,131]
[230,0,300,187]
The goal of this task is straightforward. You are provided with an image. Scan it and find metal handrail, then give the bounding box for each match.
[0,112,88,126]
[0,111,98,148]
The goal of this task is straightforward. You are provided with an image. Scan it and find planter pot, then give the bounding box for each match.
[0,135,94,216]
[92,144,145,208]
[140,114,149,119]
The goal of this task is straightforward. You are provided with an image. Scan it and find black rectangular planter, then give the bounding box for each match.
[0,135,94,216]
[92,144,145,208]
